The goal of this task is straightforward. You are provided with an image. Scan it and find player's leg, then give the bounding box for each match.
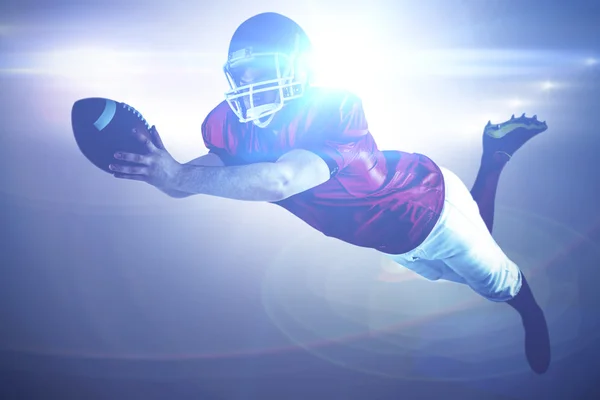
[467,115,551,372]
[469,154,506,233]
[470,114,548,232]
[422,167,551,373]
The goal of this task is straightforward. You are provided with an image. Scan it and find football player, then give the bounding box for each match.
[110,12,551,374]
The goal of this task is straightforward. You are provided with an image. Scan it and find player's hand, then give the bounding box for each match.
[148,124,166,150]
[110,126,182,191]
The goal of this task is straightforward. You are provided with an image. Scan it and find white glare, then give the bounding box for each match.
[508,98,531,108]
[541,81,555,91]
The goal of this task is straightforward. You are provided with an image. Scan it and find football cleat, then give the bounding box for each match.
[483,113,548,159]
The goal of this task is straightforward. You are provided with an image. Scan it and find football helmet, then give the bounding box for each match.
[223,13,312,128]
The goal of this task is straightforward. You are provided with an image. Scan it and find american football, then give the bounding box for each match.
[71,98,153,173]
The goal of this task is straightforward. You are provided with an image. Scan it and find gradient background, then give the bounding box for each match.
[1,0,600,399]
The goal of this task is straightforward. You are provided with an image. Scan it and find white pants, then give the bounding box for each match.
[384,167,522,302]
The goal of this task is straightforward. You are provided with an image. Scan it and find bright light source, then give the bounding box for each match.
[508,98,526,108]
[305,15,400,95]
[584,57,598,66]
[541,80,555,90]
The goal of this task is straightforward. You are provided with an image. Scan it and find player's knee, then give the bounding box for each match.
[478,269,522,302]
[481,286,516,302]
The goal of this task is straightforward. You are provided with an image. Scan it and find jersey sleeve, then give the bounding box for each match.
[301,92,370,177]
[201,104,239,166]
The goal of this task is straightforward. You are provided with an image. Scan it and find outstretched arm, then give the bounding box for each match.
[161,153,224,198]
[110,129,332,202]
[172,149,331,202]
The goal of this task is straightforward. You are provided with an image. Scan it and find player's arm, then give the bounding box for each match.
[146,125,226,198]
[161,153,225,198]
[170,149,331,202]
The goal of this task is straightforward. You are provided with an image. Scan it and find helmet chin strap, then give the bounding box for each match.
[252,113,276,128]
[247,103,279,128]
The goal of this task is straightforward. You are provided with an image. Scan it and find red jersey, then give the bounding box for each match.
[201,87,445,254]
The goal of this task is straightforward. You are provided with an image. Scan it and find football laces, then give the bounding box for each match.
[121,102,150,129]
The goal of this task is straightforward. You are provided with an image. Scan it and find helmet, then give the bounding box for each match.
[223,13,312,128]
